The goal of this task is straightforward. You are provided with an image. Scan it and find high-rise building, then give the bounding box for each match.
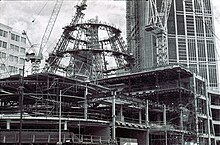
[126,0,219,88]
[0,23,27,78]
[126,0,220,144]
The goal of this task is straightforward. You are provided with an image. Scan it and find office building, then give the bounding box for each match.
[126,0,219,88]
[0,23,27,78]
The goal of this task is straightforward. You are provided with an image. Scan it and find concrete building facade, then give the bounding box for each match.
[0,23,27,78]
[126,0,219,88]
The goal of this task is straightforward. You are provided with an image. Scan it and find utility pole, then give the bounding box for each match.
[57,90,62,145]
[19,65,24,145]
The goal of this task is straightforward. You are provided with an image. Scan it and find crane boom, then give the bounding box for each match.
[26,0,64,74]
[145,0,172,66]
[44,0,87,73]
[38,0,64,59]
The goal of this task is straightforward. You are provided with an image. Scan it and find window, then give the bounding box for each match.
[196,16,204,37]
[8,66,13,72]
[199,64,207,80]
[3,31,8,37]
[198,39,206,61]
[15,35,20,42]
[185,0,193,13]
[9,54,13,61]
[8,66,17,73]
[20,47,26,53]
[203,0,211,14]
[19,68,24,75]
[178,38,187,60]
[0,29,7,37]
[19,58,25,64]
[205,17,213,37]
[21,37,26,43]
[0,63,5,71]
[15,45,19,52]
[11,33,15,40]
[1,52,6,59]
[189,63,198,74]
[167,2,175,34]
[176,0,183,11]
[2,42,7,48]
[0,41,7,48]
[10,44,14,51]
[194,0,202,13]
[177,15,185,35]
[168,38,177,62]
[209,65,218,87]
[207,40,215,62]
[188,39,196,61]
[186,15,195,36]
[14,56,18,62]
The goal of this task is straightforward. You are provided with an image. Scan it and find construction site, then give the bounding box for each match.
[0,0,220,145]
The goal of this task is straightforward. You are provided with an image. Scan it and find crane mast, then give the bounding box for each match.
[145,0,172,66]
[44,0,87,73]
[26,0,64,74]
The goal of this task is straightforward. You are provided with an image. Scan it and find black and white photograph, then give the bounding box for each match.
[0,0,220,144]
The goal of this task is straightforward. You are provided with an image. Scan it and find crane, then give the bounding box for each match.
[26,0,64,74]
[44,0,87,73]
[145,0,172,66]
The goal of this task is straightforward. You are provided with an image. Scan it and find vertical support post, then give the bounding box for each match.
[193,75,199,144]
[146,129,150,145]
[180,107,183,130]
[145,100,149,125]
[84,83,88,120]
[180,107,184,145]
[112,91,116,143]
[139,108,142,124]
[57,90,62,145]
[120,105,123,122]
[6,120,10,130]
[177,69,182,104]
[64,120,67,130]
[163,104,167,145]
[163,104,166,125]
[165,131,168,145]
[19,65,24,145]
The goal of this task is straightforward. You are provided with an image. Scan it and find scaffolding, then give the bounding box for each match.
[0,65,216,144]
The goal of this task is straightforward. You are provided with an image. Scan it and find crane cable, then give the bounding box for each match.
[32,0,49,23]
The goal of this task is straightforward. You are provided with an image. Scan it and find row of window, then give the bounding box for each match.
[11,33,26,43]
[168,38,216,62]
[0,28,26,44]
[175,0,211,14]
[0,64,24,74]
[0,41,26,53]
[0,40,7,49]
[8,54,25,64]
[10,44,26,53]
[0,52,6,59]
[0,29,8,37]
[0,51,25,65]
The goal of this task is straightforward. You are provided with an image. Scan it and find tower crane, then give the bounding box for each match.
[43,0,87,73]
[26,0,64,73]
[145,0,172,66]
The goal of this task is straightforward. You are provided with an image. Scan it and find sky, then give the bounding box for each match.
[0,0,126,54]
[0,0,220,74]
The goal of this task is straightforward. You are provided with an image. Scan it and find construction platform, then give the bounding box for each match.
[0,65,216,144]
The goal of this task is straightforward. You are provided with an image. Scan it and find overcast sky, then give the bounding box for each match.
[1,0,220,73]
